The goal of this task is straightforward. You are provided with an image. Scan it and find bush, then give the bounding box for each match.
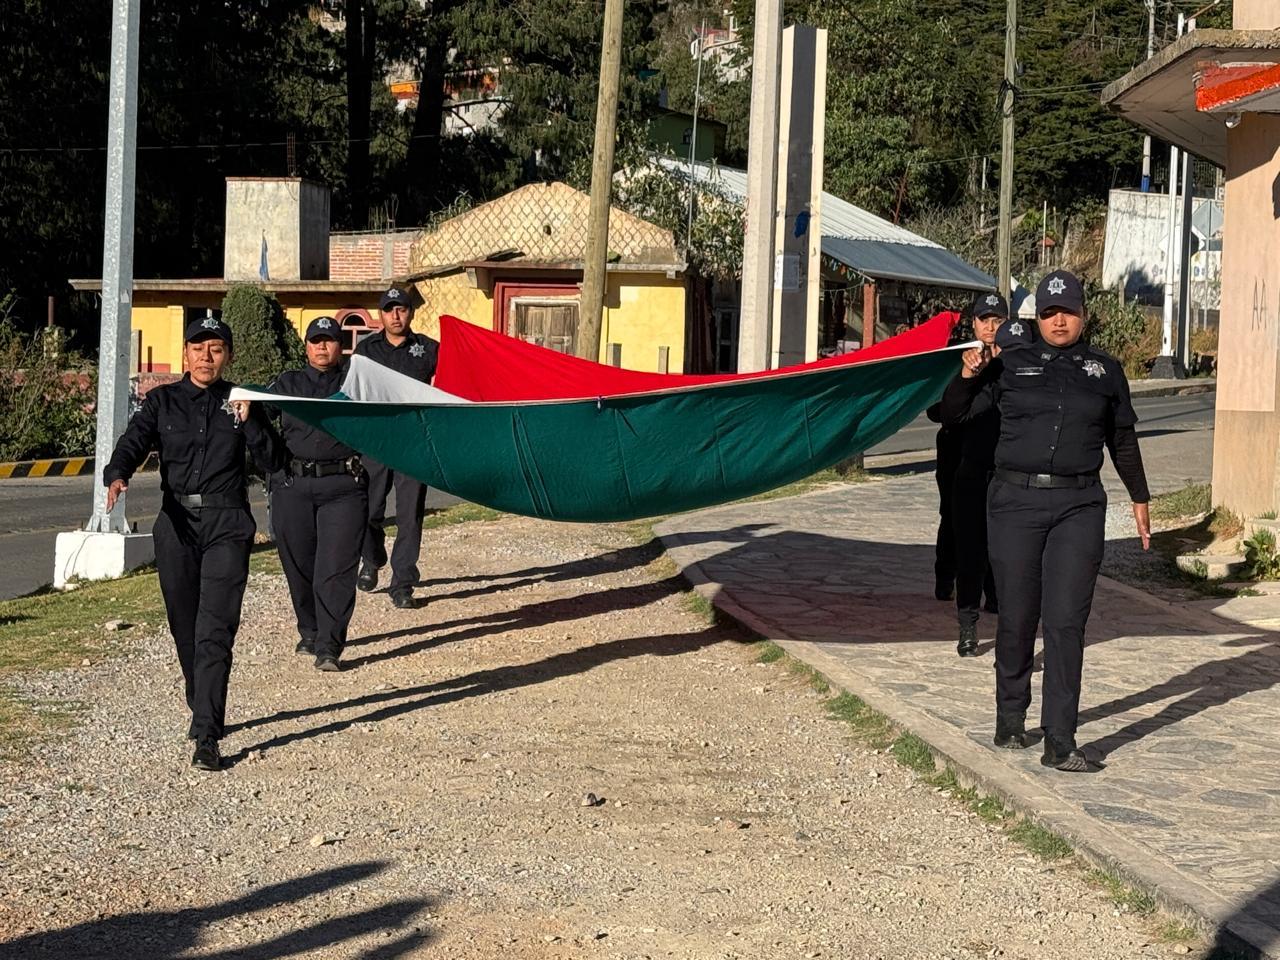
[1087,290,1159,378]
[219,285,303,386]
[1245,529,1280,580]
[0,321,97,461]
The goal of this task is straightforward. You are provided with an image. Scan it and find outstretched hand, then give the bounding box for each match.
[960,346,990,379]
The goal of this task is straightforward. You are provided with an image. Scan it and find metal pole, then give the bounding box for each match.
[87,0,141,534]
[1156,12,1186,374]
[996,0,1017,300]
[1177,150,1194,372]
[1140,0,1155,191]
[686,18,706,248]
[736,0,784,373]
[577,0,625,362]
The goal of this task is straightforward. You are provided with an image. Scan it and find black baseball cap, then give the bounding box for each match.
[184,316,233,350]
[971,291,1009,320]
[379,286,413,311]
[305,316,340,341]
[1036,270,1086,317]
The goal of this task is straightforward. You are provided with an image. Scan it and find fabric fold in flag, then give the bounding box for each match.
[232,332,970,523]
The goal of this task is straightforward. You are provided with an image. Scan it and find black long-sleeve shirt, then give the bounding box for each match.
[940,341,1150,502]
[268,364,354,462]
[103,375,282,496]
[354,329,439,383]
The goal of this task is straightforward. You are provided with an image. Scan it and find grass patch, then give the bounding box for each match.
[890,732,935,774]
[1087,868,1157,915]
[755,641,786,664]
[1152,918,1200,944]
[743,466,868,504]
[423,502,505,530]
[1008,819,1073,861]
[682,591,715,622]
[1149,483,1211,523]
[824,691,895,749]
[927,768,1012,823]
[785,657,830,694]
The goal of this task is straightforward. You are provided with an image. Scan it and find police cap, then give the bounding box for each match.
[971,291,1009,320]
[184,316,234,350]
[1036,270,1086,317]
[305,316,340,341]
[379,286,413,311]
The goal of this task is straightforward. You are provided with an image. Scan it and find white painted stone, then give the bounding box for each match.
[53,531,154,589]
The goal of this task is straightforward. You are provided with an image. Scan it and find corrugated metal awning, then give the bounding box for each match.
[821,237,995,292]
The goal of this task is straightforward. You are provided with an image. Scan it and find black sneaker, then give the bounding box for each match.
[295,637,316,656]
[191,737,223,771]
[993,712,1032,749]
[1041,732,1090,772]
[314,654,341,672]
[357,562,379,593]
[957,624,979,658]
[389,587,416,609]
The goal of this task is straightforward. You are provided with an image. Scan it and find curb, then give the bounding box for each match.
[0,454,158,481]
[1128,380,1216,398]
[656,523,1275,960]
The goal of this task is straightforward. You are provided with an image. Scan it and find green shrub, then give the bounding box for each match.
[0,321,96,461]
[1087,290,1158,378]
[219,285,303,386]
[1244,529,1280,581]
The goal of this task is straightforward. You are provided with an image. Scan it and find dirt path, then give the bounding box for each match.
[0,516,1170,959]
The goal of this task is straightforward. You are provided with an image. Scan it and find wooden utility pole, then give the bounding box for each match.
[577,0,626,362]
[996,0,1016,300]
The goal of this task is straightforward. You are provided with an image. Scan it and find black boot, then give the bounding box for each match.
[357,561,379,593]
[957,624,978,658]
[1041,731,1090,772]
[993,712,1032,749]
[295,636,316,656]
[191,737,223,771]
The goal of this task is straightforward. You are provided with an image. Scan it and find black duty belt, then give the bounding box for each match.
[290,455,362,478]
[994,469,1099,490]
[166,492,249,509]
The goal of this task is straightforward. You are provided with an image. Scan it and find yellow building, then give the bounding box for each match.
[71,180,689,376]
[408,182,688,373]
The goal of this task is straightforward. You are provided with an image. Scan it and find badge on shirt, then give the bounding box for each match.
[409,342,425,358]
[1082,360,1105,379]
[220,398,242,429]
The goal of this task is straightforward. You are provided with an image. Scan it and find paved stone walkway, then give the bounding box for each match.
[657,467,1280,958]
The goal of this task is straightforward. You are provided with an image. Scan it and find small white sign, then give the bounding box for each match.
[774,253,801,292]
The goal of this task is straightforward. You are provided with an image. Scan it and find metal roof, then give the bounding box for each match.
[661,157,995,291]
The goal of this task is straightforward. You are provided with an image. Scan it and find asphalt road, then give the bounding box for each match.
[0,474,458,602]
[0,392,1213,602]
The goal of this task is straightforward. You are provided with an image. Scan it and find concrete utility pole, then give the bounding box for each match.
[1141,0,1156,191]
[54,0,154,587]
[1154,12,1191,379]
[737,0,784,373]
[90,0,141,533]
[996,0,1017,300]
[577,0,625,362]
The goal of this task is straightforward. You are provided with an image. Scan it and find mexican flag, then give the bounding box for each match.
[231,314,967,523]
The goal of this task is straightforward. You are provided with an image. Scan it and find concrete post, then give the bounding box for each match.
[55,0,154,587]
[771,25,826,369]
[996,0,1017,300]
[737,0,784,373]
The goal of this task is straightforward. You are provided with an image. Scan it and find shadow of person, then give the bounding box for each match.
[1205,870,1280,959]
[232,626,726,760]
[1078,635,1280,761]
[0,861,436,960]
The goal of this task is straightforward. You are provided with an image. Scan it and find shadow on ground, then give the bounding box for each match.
[0,861,434,960]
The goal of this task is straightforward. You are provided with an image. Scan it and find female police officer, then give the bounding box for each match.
[104,317,282,772]
[941,270,1151,772]
[950,292,1007,658]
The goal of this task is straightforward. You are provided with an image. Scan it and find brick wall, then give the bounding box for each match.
[329,230,420,281]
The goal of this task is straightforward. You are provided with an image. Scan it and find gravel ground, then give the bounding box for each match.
[0,515,1175,959]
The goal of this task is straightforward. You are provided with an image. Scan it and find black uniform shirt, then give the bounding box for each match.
[940,341,1150,502]
[103,376,282,495]
[269,364,354,462]
[956,357,1003,476]
[354,329,439,383]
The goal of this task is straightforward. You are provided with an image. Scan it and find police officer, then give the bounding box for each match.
[950,292,1007,657]
[355,286,440,608]
[941,270,1151,772]
[926,321,974,602]
[267,316,368,672]
[103,317,282,772]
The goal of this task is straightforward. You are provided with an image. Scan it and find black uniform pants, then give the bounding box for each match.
[987,479,1107,737]
[951,469,998,626]
[152,504,254,740]
[273,472,368,657]
[361,457,427,591]
[934,431,961,590]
